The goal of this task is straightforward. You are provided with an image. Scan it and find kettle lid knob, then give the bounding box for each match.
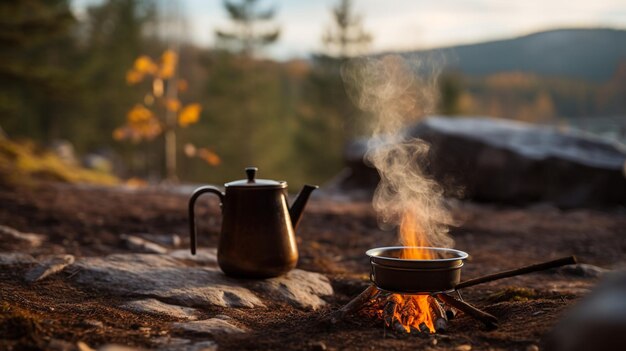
[245,167,258,183]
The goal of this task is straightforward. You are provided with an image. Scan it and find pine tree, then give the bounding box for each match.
[215,0,280,57]
[322,0,372,60]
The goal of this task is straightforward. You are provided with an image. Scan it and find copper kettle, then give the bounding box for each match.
[188,167,318,278]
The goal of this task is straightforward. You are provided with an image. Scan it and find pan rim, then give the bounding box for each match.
[366,246,469,262]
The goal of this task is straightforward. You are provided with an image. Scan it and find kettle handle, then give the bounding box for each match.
[189,186,224,255]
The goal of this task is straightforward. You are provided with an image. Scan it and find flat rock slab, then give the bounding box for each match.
[120,299,199,320]
[71,253,333,310]
[169,248,218,266]
[173,316,247,336]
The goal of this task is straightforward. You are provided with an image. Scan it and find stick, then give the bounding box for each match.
[436,293,498,329]
[383,295,401,327]
[455,256,577,290]
[329,285,378,323]
[429,297,448,333]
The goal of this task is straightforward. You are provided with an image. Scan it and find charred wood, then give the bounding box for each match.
[383,295,401,327]
[445,308,457,320]
[434,318,448,333]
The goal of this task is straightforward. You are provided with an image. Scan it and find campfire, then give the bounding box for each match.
[365,212,449,335]
[330,253,577,336]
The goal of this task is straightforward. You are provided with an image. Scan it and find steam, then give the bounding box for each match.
[342,55,454,249]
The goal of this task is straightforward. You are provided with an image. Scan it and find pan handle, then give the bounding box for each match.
[456,255,577,290]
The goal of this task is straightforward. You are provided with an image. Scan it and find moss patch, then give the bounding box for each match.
[488,287,538,303]
[0,138,119,187]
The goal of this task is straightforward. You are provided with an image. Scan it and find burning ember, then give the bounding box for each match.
[361,290,448,336]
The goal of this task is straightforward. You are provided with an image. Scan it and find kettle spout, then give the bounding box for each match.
[289,184,318,231]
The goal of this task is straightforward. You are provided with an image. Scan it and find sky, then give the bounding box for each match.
[74,0,626,60]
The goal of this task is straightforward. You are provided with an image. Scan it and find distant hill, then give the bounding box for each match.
[399,28,626,82]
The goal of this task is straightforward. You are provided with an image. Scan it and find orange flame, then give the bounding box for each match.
[392,212,436,333]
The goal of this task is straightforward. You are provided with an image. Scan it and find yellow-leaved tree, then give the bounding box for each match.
[113,50,220,181]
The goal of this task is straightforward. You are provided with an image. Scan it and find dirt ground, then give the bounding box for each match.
[0,182,625,350]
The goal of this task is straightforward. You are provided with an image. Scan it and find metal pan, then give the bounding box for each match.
[366,246,469,294]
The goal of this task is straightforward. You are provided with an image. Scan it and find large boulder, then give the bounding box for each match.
[333,116,626,207]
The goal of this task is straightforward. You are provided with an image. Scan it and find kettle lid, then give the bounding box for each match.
[225,167,286,189]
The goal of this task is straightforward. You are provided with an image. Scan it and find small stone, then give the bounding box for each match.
[526,345,539,351]
[120,299,199,320]
[24,255,75,283]
[0,225,45,247]
[455,345,472,351]
[430,338,438,346]
[310,341,327,351]
[77,341,96,351]
[172,317,247,336]
[120,234,168,254]
[136,233,182,247]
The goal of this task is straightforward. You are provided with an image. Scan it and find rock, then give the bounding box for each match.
[72,253,332,310]
[172,317,247,335]
[526,345,539,351]
[0,225,45,247]
[120,234,168,254]
[77,341,97,351]
[120,299,199,320]
[24,254,75,283]
[556,263,609,278]
[0,252,35,265]
[547,271,626,351]
[135,233,182,248]
[334,116,626,207]
[455,345,472,351]
[309,341,327,351]
[254,269,334,310]
[169,248,218,266]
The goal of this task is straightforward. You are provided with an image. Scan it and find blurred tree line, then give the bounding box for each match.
[0,0,366,187]
[438,67,626,124]
[1,0,623,187]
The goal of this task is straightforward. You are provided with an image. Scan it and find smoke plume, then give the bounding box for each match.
[342,55,454,250]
